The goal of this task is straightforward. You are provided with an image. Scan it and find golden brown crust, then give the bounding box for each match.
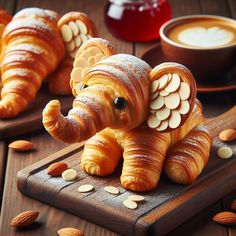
[165,125,212,185]
[0,8,65,118]
[48,57,73,95]
[121,127,171,192]
[81,128,123,176]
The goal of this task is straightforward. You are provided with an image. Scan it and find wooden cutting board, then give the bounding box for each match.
[0,85,73,139]
[17,106,236,236]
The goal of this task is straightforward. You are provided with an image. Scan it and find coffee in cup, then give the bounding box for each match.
[160,15,236,82]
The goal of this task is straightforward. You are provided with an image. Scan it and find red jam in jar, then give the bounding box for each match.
[104,0,172,42]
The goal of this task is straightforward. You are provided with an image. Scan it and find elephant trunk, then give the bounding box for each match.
[43,88,115,143]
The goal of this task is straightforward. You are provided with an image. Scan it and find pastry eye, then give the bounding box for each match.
[80,84,88,90]
[113,97,127,110]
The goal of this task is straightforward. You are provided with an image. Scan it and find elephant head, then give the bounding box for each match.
[43,38,196,144]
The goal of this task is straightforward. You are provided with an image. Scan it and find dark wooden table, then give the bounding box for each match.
[0,0,236,235]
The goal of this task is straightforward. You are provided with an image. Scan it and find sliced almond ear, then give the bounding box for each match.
[148,62,196,132]
[70,38,116,96]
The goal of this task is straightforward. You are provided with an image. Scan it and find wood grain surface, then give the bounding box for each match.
[0,1,236,236]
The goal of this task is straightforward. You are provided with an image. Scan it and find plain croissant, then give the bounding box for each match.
[0,8,65,118]
[43,38,212,192]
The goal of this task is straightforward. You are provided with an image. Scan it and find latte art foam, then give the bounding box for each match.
[167,20,236,49]
[178,26,234,48]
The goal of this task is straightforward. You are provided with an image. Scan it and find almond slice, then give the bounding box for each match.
[217,146,233,159]
[74,58,88,68]
[95,53,104,62]
[178,100,190,114]
[76,20,87,34]
[169,110,181,129]
[66,40,75,52]
[156,106,170,121]
[104,186,119,195]
[147,115,161,128]
[150,96,164,110]
[88,56,96,66]
[57,227,84,236]
[159,90,169,97]
[81,68,90,78]
[123,199,137,210]
[165,73,181,93]
[80,34,88,43]
[61,24,73,42]
[78,184,94,193]
[156,120,168,131]
[151,80,159,93]
[164,92,180,109]
[128,195,145,202]
[74,35,82,47]
[62,169,77,181]
[158,74,169,90]
[71,67,83,82]
[69,51,77,59]
[68,21,79,36]
[179,82,190,100]
[8,140,34,151]
[151,91,159,100]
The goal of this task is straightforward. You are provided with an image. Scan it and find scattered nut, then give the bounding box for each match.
[10,211,39,227]
[8,140,34,151]
[123,199,137,210]
[62,169,77,181]
[128,194,145,202]
[217,146,233,159]
[213,211,236,225]
[78,184,94,193]
[57,227,84,236]
[104,186,119,195]
[219,129,236,142]
[47,162,68,177]
[231,199,236,210]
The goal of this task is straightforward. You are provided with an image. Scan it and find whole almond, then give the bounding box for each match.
[47,162,68,176]
[8,140,34,151]
[219,129,236,142]
[213,211,236,225]
[231,199,236,210]
[10,211,39,227]
[57,227,84,236]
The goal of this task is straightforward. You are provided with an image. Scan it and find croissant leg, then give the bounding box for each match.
[81,128,123,176]
[165,125,212,185]
[121,127,171,192]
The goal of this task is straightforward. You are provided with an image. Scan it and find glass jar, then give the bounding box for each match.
[104,0,172,42]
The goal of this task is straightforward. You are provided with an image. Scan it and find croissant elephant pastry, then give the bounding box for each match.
[0,8,65,118]
[43,38,212,192]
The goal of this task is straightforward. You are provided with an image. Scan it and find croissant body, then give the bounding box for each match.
[0,8,65,118]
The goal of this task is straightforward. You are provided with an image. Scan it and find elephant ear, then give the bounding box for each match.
[70,37,116,96]
[58,11,98,59]
[147,62,196,132]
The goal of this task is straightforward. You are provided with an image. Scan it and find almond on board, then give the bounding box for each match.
[8,140,34,151]
[10,211,39,227]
